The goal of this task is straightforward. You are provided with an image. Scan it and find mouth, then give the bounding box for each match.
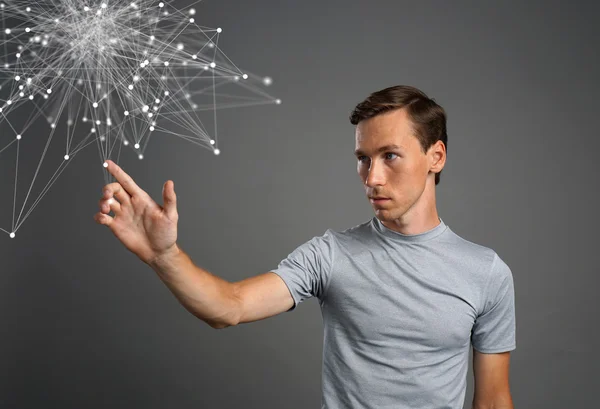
[369,197,391,204]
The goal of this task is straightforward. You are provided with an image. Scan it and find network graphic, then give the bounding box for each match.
[0,0,280,239]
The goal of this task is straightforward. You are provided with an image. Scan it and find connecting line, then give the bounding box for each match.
[0,0,280,238]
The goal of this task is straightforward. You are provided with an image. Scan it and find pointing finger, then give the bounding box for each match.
[102,182,132,206]
[104,160,144,198]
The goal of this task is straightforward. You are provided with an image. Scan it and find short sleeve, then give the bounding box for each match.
[270,229,335,312]
[471,253,517,353]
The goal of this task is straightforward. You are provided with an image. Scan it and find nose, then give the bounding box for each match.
[365,160,386,187]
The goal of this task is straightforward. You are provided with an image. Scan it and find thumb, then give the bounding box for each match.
[162,180,177,219]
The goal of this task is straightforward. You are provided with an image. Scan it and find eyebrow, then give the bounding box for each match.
[354,144,403,157]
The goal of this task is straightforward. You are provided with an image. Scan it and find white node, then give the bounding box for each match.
[159,2,164,7]
[177,43,184,50]
[100,136,105,142]
[123,140,129,146]
[217,27,222,33]
[26,7,30,12]
[189,8,195,15]
[153,106,158,111]
[210,62,216,68]
[91,128,96,133]
[29,95,33,100]
[25,28,30,33]
[210,139,215,145]
[19,85,23,90]
[84,6,89,11]
[19,92,24,97]
[43,95,48,99]
[5,29,10,35]
[164,61,169,66]
[50,123,56,129]
[96,120,101,125]
[64,154,69,160]
[142,105,149,112]
[155,98,160,103]
[10,232,15,238]
[47,89,52,94]
[67,119,73,126]
[214,149,220,155]
[148,112,153,118]
[138,154,144,159]
[164,91,169,96]
[263,77,272,86]
[275,99,282,104]
[128,84,134,90]
[101,3,107,8]
[7,100,12,105]
[103,162,108,168]
[124,111,129,116]
[192,54,197,59]
[16,134,21,140]
[82,117,88,122]
[134,143,140,149]
[189,18,194,23]
[242,74,248,79]
[15,75,20,81]
[16,53,20,58]
[149,126,155,131]
[133,75,139,81]
[93,102,98,108]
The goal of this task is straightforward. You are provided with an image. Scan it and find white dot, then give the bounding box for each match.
[91,128,96,133]
[148,112,153,118]
[29,95,33,100]
[93,102,98,108]
[128,84,134,90]
[189,8,195,15]
[210,139,215,145]
[25,27,30,32]
[123,140,129,146]
[164,61,169,66]
[210,62,216,68]
[263,77,272,86]
[275,99,282,104]
[16,134,21,140]
[7,100,12,105]
[64,154,69,160]
[103,162,108,168]
[189,18,194,23]
[177,43,184,50]
[15,75,20,81]
[101,3,107,8]
[159,2,164,7]
[124,111,129,116]
[214,149,220,155]
[19,92,24,97]
[84,6,90,11]
[5,29,11,35]
[149,126,155,131]
[16,53,20,58]
[155,98,160,103]
[50,123,55,128]
[96,120,101,125]
[242,74,248,79]
[217,27,222,33]
[26,7,30,11]
[47,88,52,94]
[192,54,197,60]
[9,232,15,238]
[164,91,169,96]
[134,143,140,149]
[138,154,144,159]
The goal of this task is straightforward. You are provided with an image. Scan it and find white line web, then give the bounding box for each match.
[0,0,280,238]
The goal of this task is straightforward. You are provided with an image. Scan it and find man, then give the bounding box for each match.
[94,85,516,409]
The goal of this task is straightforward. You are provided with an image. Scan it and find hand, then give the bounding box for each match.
[94,160,179,265]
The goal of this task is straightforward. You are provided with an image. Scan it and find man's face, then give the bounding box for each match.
[354,108,440,223]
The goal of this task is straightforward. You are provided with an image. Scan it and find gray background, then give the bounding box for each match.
[1,0,599,408]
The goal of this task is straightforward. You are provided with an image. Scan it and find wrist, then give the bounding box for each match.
[147,243,181,268]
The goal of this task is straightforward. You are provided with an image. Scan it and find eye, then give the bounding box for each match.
[385,152,398,160]
[357,156,369,163]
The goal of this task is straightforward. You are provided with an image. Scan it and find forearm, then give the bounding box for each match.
[147,244,239,329]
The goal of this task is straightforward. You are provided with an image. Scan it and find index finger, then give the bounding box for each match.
[103,160,144,197]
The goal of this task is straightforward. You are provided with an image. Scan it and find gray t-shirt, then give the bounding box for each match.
[271,217,516,409]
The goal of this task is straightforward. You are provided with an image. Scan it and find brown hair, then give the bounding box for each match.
[349,85,448,185]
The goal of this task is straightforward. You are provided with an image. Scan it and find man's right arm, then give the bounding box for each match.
[148,243,294,329]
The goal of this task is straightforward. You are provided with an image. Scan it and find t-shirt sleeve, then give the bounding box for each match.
[471,252,517,353]
[270,229,335,312]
